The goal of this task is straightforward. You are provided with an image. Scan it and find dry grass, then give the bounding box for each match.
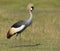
[0,0,60,51]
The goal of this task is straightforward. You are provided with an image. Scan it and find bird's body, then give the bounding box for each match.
[11,20,27,33]
[7,4,34,39]
[11,20,31,34]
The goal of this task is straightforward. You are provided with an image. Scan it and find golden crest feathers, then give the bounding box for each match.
[27,3,34,10]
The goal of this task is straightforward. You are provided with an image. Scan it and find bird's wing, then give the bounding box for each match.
[11,20,26,33]
[13,25,25,33]
[11,20,25,28]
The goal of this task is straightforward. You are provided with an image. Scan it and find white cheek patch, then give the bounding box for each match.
[14,25,25,33]
[30,8,32,10]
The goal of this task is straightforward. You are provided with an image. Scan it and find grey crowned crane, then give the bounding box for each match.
[7,4,34,39]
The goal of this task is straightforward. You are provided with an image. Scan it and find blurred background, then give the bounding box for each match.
[0,0,60,51]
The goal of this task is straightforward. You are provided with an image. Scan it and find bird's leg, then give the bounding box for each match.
[20,34,21,40]
[15,33,18,39]
[13,33,18,46]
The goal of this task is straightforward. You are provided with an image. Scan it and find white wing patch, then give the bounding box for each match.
[14,25,25,33]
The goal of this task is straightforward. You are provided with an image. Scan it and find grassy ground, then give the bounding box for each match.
[0,0,60,51]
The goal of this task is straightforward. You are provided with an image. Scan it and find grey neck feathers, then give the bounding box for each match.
[26,10,32,25]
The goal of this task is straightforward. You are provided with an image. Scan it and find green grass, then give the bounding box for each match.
[0,0,60,51]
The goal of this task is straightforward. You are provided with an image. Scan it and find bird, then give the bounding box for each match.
[7,4,34,39]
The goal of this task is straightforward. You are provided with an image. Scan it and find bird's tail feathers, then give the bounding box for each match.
[7,28,16,39]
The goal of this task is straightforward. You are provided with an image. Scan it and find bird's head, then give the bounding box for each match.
[27,3,34,12]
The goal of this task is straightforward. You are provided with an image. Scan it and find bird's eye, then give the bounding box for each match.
[31,6,34,10]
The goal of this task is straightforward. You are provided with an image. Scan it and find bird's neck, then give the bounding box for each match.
[26,10,32,25]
